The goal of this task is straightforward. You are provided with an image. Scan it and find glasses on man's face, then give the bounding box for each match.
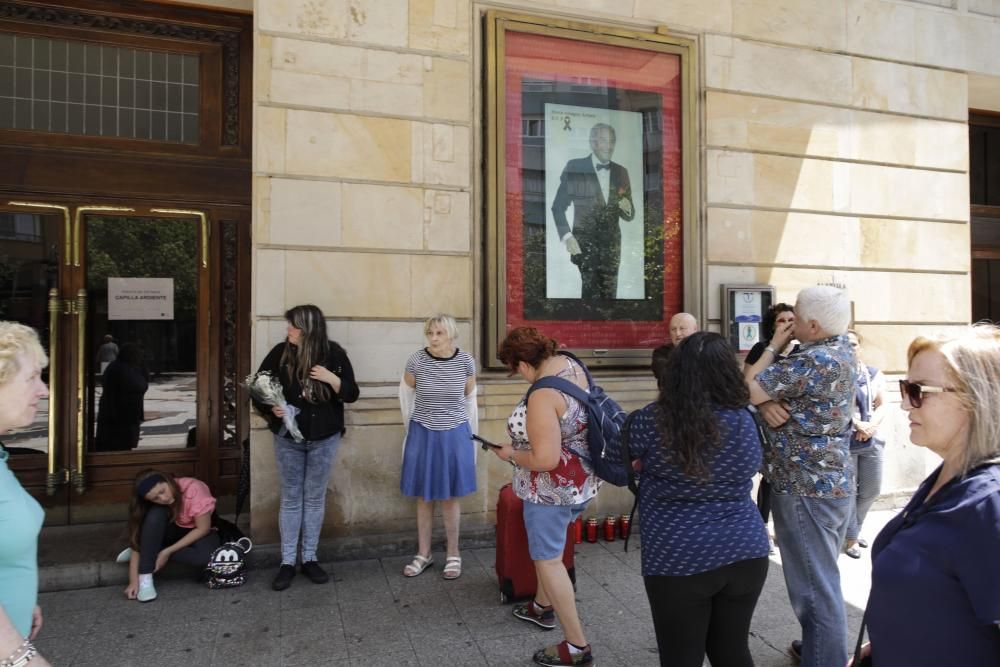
[898,379,958,408]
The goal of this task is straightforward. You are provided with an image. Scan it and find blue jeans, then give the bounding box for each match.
[273,432,341,565]
[847,444,884,541]
[771,493,851,667]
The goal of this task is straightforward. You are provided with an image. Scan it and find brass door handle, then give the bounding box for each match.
[46,289,61,495]
[72,288,87,494]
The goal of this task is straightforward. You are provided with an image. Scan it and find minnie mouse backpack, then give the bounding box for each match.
[206,537,252,589]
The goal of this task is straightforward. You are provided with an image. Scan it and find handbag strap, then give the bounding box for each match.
[850,606,868,667]
[619,411,639,552]
[620,411,638,496]
[745,406,770,449]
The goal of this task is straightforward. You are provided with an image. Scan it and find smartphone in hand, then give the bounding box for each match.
[471,434,501,451]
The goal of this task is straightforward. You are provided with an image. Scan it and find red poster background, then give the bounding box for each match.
[503,32,684,349]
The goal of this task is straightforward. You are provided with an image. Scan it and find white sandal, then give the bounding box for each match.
[403,554,433,577]
[442,556,462,580]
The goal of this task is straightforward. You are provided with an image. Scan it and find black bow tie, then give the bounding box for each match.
[595,162,610,171]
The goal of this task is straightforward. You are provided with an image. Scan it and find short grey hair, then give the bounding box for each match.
[423,313,459,342]
[795,286,851,337]
[0,321,47,386]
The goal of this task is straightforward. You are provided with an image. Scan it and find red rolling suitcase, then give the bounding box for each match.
[495,482,576,603]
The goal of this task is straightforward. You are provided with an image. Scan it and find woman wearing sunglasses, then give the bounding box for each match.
[855,325,1000,666]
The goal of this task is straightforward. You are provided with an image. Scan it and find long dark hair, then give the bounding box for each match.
[127,469,182,550]
[655,332,749,481]
[281,304,333,403]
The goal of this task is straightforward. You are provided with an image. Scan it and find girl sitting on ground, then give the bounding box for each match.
[119,469,221,602]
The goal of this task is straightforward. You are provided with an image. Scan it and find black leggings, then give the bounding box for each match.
[643,557,769,667]
[138,505,220,574]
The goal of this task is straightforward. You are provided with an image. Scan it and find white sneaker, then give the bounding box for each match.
[137,579,157,602]
[115,547,132,563]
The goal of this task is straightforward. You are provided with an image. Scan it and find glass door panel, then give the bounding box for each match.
[0,201,227,524]
[85,215,199,452]
[0,210,59,457]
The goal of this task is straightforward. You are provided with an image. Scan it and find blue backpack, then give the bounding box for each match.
[525,351,629,486]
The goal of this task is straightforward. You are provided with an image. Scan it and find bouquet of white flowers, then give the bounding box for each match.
[244,371,304,442]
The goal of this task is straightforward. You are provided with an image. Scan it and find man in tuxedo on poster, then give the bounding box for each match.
[551,122,636,301]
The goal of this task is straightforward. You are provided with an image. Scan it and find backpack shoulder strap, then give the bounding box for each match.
[553,350,595,389]
[527,375,590,405]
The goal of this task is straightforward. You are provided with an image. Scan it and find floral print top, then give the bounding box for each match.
[755,334,857,498]
[508,364,601,506]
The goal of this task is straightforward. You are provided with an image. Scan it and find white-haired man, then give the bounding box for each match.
[668,312,698,346]
[744,286,857,667]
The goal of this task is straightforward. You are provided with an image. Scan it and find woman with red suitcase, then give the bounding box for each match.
[492,326,598,667]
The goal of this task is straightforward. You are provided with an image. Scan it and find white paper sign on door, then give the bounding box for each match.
[108,277,174,320]
[734,291,762,321]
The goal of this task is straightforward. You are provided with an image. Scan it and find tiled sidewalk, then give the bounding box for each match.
[34,526,874,666]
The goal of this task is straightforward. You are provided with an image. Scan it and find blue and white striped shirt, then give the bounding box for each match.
[406,348,476,430]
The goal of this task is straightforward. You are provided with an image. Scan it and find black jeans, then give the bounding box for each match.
[643,556,769,667]
[138,505,221,574]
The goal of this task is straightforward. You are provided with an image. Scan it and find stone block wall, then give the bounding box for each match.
[250,0,1000,542]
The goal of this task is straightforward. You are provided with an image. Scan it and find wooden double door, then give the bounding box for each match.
[0,0,252,523]
[1,198,250,523]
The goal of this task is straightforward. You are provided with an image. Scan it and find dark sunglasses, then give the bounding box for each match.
[898,380,957,408]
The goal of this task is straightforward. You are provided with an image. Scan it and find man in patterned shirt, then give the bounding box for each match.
[744,286,857,667]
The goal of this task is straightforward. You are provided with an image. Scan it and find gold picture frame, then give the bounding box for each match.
[483,10,700,369]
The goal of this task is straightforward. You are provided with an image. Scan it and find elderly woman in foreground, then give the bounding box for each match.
[853,325,1000,666]
[0,322,52,666]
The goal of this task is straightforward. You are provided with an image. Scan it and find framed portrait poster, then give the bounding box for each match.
[484,12,698,368]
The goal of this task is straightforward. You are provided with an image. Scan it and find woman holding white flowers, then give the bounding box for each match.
[399,314,478,580]
[253,304,359,592]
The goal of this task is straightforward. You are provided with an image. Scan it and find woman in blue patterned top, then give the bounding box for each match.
[399,314,477,580]
[626,332,770,667]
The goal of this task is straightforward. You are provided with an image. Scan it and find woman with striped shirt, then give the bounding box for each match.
[399,314,478,580]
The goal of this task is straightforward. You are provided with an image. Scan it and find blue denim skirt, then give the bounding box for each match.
[400,421,476,501]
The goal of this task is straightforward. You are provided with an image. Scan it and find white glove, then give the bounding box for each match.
[565,234,582,256]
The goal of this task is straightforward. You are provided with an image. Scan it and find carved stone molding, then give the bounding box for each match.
[0,1,242,145]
